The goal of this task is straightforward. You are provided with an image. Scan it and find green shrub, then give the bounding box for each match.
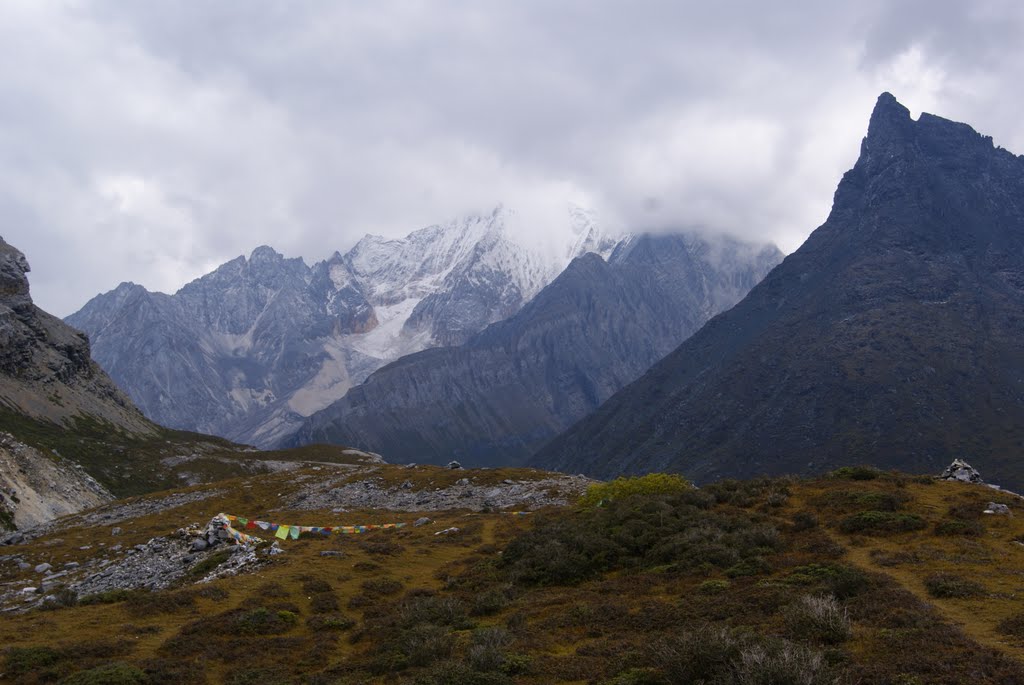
[189,549,232,577]
[820,489,909,512]
[829,466,881,480]
[78,589,133,606]
[602,668,667,685]
[934,519,985,537]
[838,511,926,535]
[924,573,985,599]
[783,564,867,599]
[725,556,770,578]
[579,474,692,508]
[3,645,62,676]
[61,662,148,684]
[697,579,731,595]
[306,613,356,631]
[502,492,782,586]
[234,606,299,635]
[470,586,513,616]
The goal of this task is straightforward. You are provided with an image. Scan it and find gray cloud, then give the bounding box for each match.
[2,1,1023,316]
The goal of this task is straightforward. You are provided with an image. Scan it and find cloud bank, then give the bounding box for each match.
[2,1,1023,315]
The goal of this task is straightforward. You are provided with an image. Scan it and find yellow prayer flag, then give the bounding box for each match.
[275,525,289,540]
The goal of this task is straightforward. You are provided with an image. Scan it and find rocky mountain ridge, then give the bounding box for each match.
[0,237,152,435]
[533,93,1024,491]
[291,232,783,466]
[67,206,623,448]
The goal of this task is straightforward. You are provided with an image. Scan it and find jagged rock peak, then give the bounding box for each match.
[860,92,997,170]
[0,236,32,310]
[249,245,285,262]
[865,92,912,145]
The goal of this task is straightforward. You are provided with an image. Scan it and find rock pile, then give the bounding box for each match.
[939,459,984,484]
[288,471,594,512]
[1,515,266,612]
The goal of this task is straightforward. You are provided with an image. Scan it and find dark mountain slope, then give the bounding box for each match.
[533,93,1024,490]
[0,237,152,434]
[290,234,782,466]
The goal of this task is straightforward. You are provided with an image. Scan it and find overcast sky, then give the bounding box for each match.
[3,1,1024,316]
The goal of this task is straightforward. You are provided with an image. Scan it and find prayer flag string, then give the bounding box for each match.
[215,513,407,545]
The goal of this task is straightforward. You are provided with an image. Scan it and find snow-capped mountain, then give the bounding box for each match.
[66,206,623,447]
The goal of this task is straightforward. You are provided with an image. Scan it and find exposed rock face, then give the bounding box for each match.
[0,433,112,530]
[290,233,782,466]
[533,93,1024,490]
[0,236,151,433]
[68,207,622,448]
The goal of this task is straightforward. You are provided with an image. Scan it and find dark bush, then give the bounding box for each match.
[189,549,232,577]
[61,662,148,685]
[301,578,333,594]
[361,577,404,596]
[934,519,985,537]
[309,593,340,614]
[829,466,881,480]
[997,613,1024,637]
[784,563,867,599]
[924,573,985,599]
[791,511,819,531]
[838,511,926,535]
[3,646,62,676]
[307,613,356,632]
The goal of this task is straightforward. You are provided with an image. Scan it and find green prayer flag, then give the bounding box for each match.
[290,525,300,540]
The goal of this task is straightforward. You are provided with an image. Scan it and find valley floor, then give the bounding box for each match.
[1,465,1024,684]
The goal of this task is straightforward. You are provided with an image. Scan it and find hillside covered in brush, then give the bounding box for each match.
[2,461,1024,684]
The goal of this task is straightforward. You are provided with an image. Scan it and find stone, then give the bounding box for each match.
[190,539,209,552]
[939,459,984,484]
[984,503,1011,515]
[413,517,432,527]
[63,562,80,569]
[434,527,460,536]
[319,551,344,557]
[447,461,462,470]
[2,532,25,545]
[111,527,122,536]
[266,542,285,555]
[18,562,30,571]
[34,563,52,574]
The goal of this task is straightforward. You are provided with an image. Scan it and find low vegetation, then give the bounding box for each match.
[2,465,1024,683]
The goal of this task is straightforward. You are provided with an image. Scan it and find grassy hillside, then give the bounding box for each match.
[0,407,380,498]
[2,465,1024,684]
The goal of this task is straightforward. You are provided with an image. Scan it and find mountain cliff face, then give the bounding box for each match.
[67,207,621,447]
[532,93,1024,490]
[290,233,783,466]
[0,237,151,434]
